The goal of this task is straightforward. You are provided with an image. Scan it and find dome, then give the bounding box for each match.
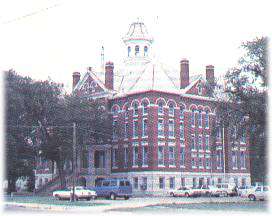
[123,21,153,43]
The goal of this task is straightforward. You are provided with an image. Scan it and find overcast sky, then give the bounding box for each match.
[0,0,270,92]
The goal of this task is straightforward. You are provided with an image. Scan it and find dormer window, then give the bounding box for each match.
[135,45,139,56]
[128,46,131,57]
[144,46,148,56]
[198,83,202,95]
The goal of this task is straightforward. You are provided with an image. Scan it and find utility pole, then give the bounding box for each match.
[71,122,76,202]
[222,125,226,183]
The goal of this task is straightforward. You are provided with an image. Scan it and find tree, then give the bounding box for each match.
[216,37,267,183]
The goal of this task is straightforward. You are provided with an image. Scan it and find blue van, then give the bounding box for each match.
[90,178,132,200]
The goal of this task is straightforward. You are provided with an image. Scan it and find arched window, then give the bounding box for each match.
[144,46,148,56]
[191,109,196,126]
[180,106,185,121]
[142,101,148,115]
[128,46,131,57]
[198,110,202,128]
[169,103,174,116]
[198,84,202,95]
[133,103,139,116]
[204,111,209,128]
[158,102,164,115]
[135,45,139,56]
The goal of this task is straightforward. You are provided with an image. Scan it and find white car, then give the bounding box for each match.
[246,186,270,201]
[169,187,199,197]
[216,183,237,196]
[237,186,253,197]
[53,186,97,200]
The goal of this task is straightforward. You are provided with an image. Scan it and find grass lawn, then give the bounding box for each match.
[5,195,108,207]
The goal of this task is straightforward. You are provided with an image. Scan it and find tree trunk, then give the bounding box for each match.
[56,160,66,189]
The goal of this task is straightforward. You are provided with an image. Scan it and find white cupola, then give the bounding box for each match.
[122,20,153,65]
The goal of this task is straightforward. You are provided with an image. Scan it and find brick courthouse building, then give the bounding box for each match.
[35,21,251,194]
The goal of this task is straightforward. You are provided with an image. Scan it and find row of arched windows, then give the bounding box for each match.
[128,45,148,57]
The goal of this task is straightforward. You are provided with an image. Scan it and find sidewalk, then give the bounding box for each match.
[4,196,250,213]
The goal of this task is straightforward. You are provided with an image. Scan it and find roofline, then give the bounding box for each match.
[109,89,217,102]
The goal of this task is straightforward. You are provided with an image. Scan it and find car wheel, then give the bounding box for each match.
[185,192,190,198]
[124,196,129,200]
[86,198,91,201]
[170,192,175,197]
[249,194,256,201]
[110,193,116,200]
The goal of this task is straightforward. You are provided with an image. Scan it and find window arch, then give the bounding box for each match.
[144,46,148,56]
[128,46,131,57]
[142,101,148,115]
[158,101,164,115]
[111,105,120,116]
[135,45,139,56]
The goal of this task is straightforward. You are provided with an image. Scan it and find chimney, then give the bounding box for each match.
[206,65,215,84]
[72,72,81,89]
[105,61,114,90]
[180,58,189,88]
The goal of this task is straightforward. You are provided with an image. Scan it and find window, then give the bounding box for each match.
[191,109,196,126]
[181,178,185,187]
[180,147,185,166]
[133,146,139,166]
[192,158,196,167]
[216,126,222,139]
[241,151,246,168]
[159,177,165,189]
[169,103,174,116]
[198,110,202,128]
[232,151,238,168]
[133,120,138,138]
[217,151,223,168]
[241,128,246,143]
[180,107,184,121]
[142,119,148,137]
[143,101,148,115]
[81,149,88,168]
[125,122,128,139]
[124,106,129,119]
[169,146,175,166]
[112,148,117,167]
[169,120,174,137]
[142,146,148,166]
[113,120,117,140]
[169,177,175,189]
[205,135,209,151]
[158,102,164,115]
[198,135,203,150]
[207,178,211,186]
[144,46,148,56]
[128,46,131,57]
[133,103,139,116]
[206,157,210,168]
[193,178,197,187]
[198,84,202,95]
[158,119,164,136]
[158,146,164,166]
[199,158,203,168]
[180,123,184,140]
[204,111,209,128]
[191,134,196,150]
[135,45,139,56]
[133,177,138,189]
[124,147,128,168]
[142,177,147,190]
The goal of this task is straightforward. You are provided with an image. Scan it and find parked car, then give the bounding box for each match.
[89,178,132,200]
[216,183,237,196]
[246,186,270,201]
[169,187,197,197]
[52,186,97,200]
[237,185,253,197]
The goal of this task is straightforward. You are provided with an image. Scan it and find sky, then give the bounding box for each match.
[0,0,270,92]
